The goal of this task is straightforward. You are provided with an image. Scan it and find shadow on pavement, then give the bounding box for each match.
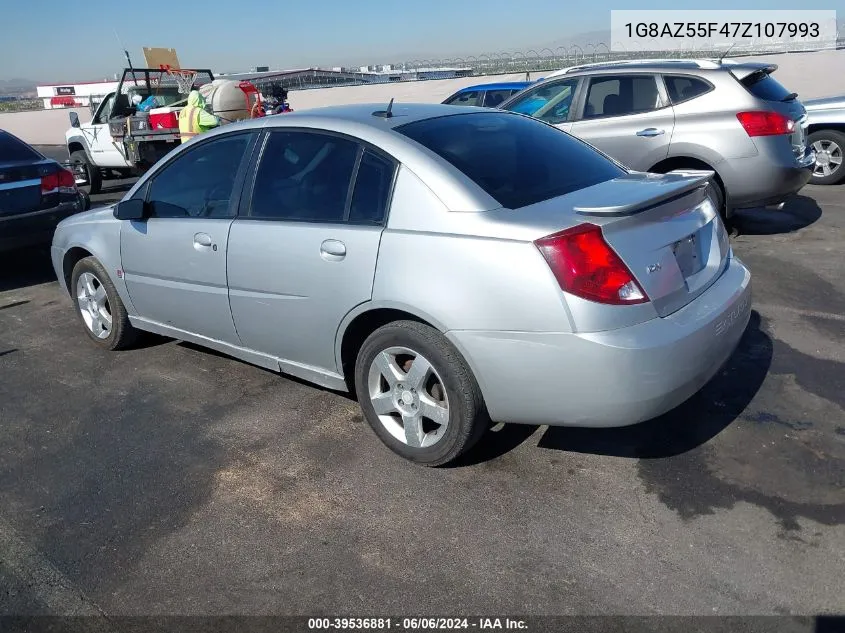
[732,194,822,236]
[0,246,56,293]
[537,310,771,459]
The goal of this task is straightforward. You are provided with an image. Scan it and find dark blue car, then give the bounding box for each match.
[441,81,535,108]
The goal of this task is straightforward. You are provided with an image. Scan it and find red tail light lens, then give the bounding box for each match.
[534,223,648,305]
[57,168,75,188]
[736,111,794,136]
[41,168,76,193]
[40,172,59,193]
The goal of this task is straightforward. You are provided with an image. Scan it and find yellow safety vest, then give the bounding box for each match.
[178,105,201,144]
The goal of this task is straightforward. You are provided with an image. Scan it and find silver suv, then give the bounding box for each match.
[499,59,815,217]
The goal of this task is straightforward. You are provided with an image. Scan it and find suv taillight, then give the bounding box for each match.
[534,223,648,305]
[736,111,794,137]
[41,168,76,193]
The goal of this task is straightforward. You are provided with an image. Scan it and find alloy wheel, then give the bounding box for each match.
[76,272,112,339]
[812,139,843,179]
[367,346,450,448]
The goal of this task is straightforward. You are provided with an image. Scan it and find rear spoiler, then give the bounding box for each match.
[728,63,778,81]
[573,170,715,216]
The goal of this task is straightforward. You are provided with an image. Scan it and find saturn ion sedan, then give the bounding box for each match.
[51,103,752,466]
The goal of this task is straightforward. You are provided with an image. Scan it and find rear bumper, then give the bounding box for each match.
[722,146,814,210]
[0,198,85,252]
[447,257,752,427]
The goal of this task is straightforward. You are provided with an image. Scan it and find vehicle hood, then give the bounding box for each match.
[803,95,845,111]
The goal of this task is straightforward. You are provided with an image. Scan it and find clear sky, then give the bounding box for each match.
[0,0,838,82]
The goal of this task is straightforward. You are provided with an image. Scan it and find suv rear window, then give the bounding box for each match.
[741,70,794,102]
[664,75,712,104]
[0,131,41,163]
[396,112,625,209]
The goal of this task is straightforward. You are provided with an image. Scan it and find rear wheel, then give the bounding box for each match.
[69,150,102,195]
[354,321,488,466]
[808,130,845,185]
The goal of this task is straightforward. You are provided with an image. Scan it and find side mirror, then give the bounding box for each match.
[69,112,80,128]
[113,198,147,221]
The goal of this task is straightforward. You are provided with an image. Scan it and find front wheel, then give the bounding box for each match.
[71,256,139,350]
[808,130,845,185]
[69,150,102,195]
[354,321,489,466]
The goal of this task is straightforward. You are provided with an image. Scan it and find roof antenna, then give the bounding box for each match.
[373,98,395,118]
[718,42,736,64]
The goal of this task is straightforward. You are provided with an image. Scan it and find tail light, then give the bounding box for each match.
[736,111,794,137]
[534,223,648,305]
[41,168,76,194]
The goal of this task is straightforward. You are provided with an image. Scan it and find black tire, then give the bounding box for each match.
[70,256,139,351]
[808,130,845,186]
[354,320,489,467]
[70,150,102,195]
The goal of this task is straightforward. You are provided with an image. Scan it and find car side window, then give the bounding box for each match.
[349,150,396,225]
[446,90,482,107]
[145,133,250,219]
[482,89,513,108]
[664,75,712,104]
[503,79,578,124]
[93,94,114,125]
[250,130,359,223]
[583,75,661,119]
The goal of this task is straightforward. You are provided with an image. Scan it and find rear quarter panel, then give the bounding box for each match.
[371,166,574,333]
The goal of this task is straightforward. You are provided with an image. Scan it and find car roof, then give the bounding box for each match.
[541,58,776,80]
[454,82,533,92]
[154,103,510,213]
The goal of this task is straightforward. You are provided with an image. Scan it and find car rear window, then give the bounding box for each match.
[396,112,625,209]
[741,70,794,102]
[0,131,42,163]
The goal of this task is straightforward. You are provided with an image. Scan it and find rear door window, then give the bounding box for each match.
[250,130,359,223]
[396,111,625,209]
[0,131,41,162]
[741,70,795,102]
[583,75,661,119]
[482,89,513,108]
[349,150,396,225]
[664,75,712,104]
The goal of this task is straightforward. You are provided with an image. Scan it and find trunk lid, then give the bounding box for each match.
[0,160,45,217]
[514,171,730,317]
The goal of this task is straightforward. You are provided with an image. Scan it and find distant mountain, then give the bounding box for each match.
[0,78,37,94]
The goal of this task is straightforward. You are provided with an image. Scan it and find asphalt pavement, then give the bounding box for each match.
[0,172,843,621]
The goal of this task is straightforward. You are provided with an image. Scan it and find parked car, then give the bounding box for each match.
[51,104,751,466]
[442,82,534,108]
[803,95,845,185]
[499,59,815,218]
[0,129,88,253]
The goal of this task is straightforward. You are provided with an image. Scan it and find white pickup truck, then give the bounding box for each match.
[65,67,214,193]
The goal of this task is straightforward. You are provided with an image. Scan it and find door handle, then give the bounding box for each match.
[193,232,216,251]
[320,239,346,261]
[636,128,665,137]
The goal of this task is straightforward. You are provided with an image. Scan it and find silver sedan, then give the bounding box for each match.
[51,103,752,466]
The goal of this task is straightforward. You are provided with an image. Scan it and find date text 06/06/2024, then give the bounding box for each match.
[307,617,529,630]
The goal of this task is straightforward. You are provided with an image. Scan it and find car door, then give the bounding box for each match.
[499,77,580,132]
[568,73,675,171]
[120,130,256,344]
[82,93,128,168]
[227,129,396,374]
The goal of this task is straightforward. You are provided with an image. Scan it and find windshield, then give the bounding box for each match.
[396,112,625,209]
